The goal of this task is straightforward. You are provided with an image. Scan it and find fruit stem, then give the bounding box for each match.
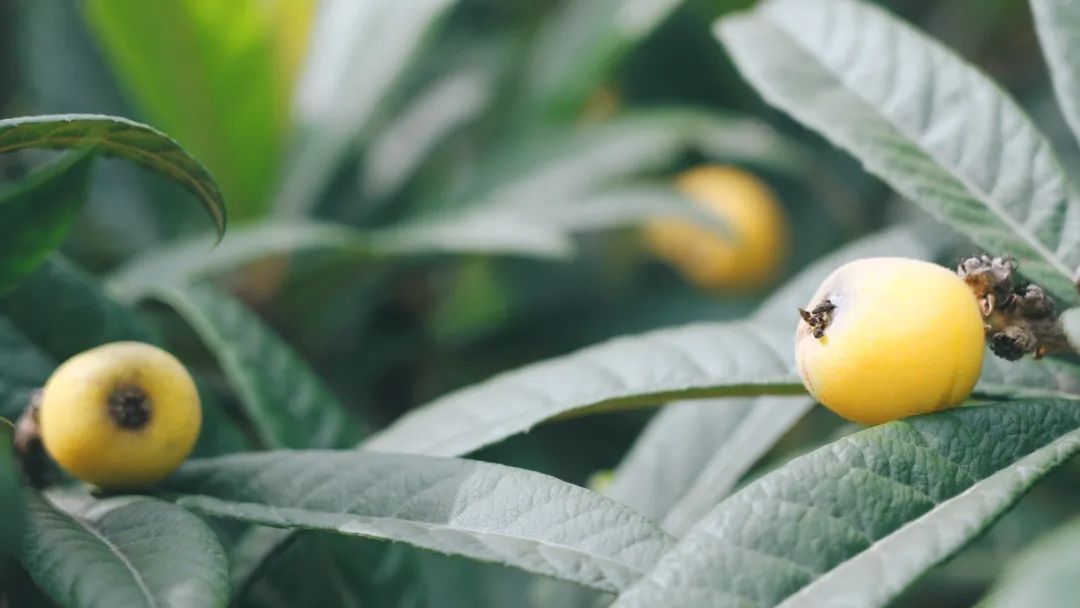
[14,391,48,488]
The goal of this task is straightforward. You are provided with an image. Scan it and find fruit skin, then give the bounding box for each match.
[644,165,789,291]
[795,257,985,425]
[39,342,201,489]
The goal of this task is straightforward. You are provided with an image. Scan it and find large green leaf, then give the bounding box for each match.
[365,319,805,457]
[84,0,286,219]
[108,184,714,302]
[362,225,934,458]
[614,399,1080,607]
[0,256,156,361]
[605,397,812,530]
[152,283,364,449]
[717,0,1080,304]
[275,0,457,215]
[659,396,815,536]
[21,493,230,608]
[0,114,226,235]
[0,152,94,293]
[980,515,1080,608]
[168,450,676,593]
[523,0,685,117]
[1032,0,1080,150]
[0,316,52,421]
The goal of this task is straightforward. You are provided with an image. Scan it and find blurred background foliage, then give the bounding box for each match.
[2,0,1074,606]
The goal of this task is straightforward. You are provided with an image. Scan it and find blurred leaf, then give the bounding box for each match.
[0,256,156,361]
[1063,307,1080,352]
[614,399,1080,607]
[524,0,685,117]
[717,0,1080,304]
[362,66,495,200]
[169,450,676,593]
[465,108,803,207]
[1032,0,1080,151]
[0,424,25,564]
[660,397,815,536]
[276,0,457,215]
[228,526,298,595]
[238,532,426,608]
[981,515,1080,608]
[109,184,714,301]
[0,114,227,236]
[84,0,287,219]
[152,283,364,449]
[0,316,52,421]
[0,151,93,294]
[977,353,1080,399]
[365,319,805,457]
[362,224,935,458]
[21,493,230,608]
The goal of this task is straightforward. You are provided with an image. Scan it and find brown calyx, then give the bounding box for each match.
[107,385,152,430]
[799,299,836,339]
[957,254,1071,360]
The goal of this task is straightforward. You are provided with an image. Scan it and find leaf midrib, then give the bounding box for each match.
[180,496,661,592]
[67,509,158,608]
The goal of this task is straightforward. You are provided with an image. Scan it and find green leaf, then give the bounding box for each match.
[152,283,364,449]
[0,114,227,236]
[362,66,495,200]
[21,493,230,608]
[0,152,94,293]
[0,256,157,362]
[362,225,935,458]
[275,0,457,215]
[717,0,1080,304]
[1032,0,1080,149]
[466,108,803,207]
[613,399,1080,608]
[659,397,815,536]
[605,397,811,529]
[0,424,24,563]
[84,0,286,219]
[0,316,52,421]
[976,352,1080,400]
[1062,307,1080,352]
[523,0,685,117]
[364,319,805,457]
[108,184,714,302]
[169,450,677,593]
[980,515,1080,608]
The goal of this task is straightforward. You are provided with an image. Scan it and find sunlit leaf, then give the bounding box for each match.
[615,399,1080,607]
[0,114,226,235]
[169,450,676,593]
[85,0,286,219]
[717,0,1080,303]
[21,493,230,608]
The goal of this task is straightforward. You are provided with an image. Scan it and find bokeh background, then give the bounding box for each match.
[2,1,1077,606]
